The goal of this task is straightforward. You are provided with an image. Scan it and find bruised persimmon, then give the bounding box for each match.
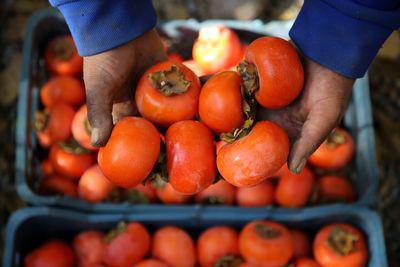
[72,105,97,151]
[239,220,293,266]
[193,25,242,73]
[40,76,85,108]
[135,61,201,127]
[166,120,216,194]
[195,179,236,205]
[155,182,191,204]
[45,35,83,76]
[275,167,315,208]
[24,240,74,267]
[39,174,78,197]
[49,142,94,179]
[73,231,106,266]
[295,258,321,267]
[152,226,196,267]
[134,259,169,267]
[316,176,355,203]
[217,121,289,187]
[197,226,240,267]
[236,180,275,207]
[308,128,355,169]
[78,165,116,203]
[238,37,304,109]
[199,71,244,134]
[291,230,311,259]
[34,104,75,146]
[313,223,368,267]
[103,222,151,267]
[98,117,160,189]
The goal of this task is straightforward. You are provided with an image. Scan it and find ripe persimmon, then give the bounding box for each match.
[295,258,321,267]
[166,120,216,194]
[236,180,275,207]
[152,226,196,267]
[78,165,116,203]
[199,71,244,134]
[155,182,191,204]
[134,259,169,267]
[73,231,106,266]
[195,179,236,205]
[135,61,201,127]
[40,159,54,177]
[217,121,289,187]
[98,117,160,188]
[316,176,355,203]
[313,223,368,267]
[308,128,355,169]
[40,76,85,108]
[24,240,74,267]
[125,182,158,204]
[39,174,78,197]
[238,37,304,109]
[168,53,184,63]
[291,230,311,258]
[182,60,207,76]
[72,105,97,151]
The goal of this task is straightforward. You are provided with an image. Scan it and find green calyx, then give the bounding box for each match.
[253,223,281,239]
[59,139,91,154]
[103,221,128,244]
[327,226,359,256]
[148,65,191,96]
[214,255,243,267]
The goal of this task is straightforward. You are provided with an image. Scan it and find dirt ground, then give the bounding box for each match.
[0,0,399,265]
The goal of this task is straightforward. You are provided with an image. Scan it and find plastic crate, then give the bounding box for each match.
[15,9,378,212]
[2,206,387,267]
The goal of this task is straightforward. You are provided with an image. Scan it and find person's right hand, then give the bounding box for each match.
[84,28,167,147]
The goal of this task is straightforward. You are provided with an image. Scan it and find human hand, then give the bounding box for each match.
[259,56,355,173]
[84,29,167,147]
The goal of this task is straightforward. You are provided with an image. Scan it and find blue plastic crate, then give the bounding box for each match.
[2,206,387,267]
[15,9,379,212]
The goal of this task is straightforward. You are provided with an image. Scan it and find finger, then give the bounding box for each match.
[112,100,138,124]
[288,107,342,173]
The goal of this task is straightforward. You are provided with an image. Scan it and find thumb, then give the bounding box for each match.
[288,107,341,173]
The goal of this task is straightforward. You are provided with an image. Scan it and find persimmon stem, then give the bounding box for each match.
[201,196,225,205]
[103,221,128,244]
[52,38,74,61]
[59,139,91,154]
[253,224,281,239]
[327,227,359,256]
[237,60,259,95]
[124,189,150,204]
[33,111,48,132]
[148,65,191,96]
[215,255,243,267]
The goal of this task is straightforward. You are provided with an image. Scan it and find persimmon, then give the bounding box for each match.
[183,60,207,76]
[308,128,355,169]
[39,175,78,197]
[45,35,83,76]
[73,231,106,266]
[193,25,242,73]
[135,61,201,127]
[217,121,289,187]
[195,179,236,205]
[216,140,228,154]
[155,182,191,204]
[236,180,275,207]
[239,220,293,266]
[103,222,151,267]
[125,182,158,204]
[238,37,304,109]
[78,165,116,203]
[291,230,311,258]
[199,71,244,134]
[72,105,97,151]
[197,226,240,267]
[41,159,54,177]
[134,259,169,267]
[275,167,315,208]
[24,240,74,267]
[40,76,85,108]
[313,223,368,267]
[152,226,196,267]
[98,117,160,188]
[166,120,216,194]
[295,258,321,267]
[317,176,355,203]
[49,142,94,179]
[168,53,184,63]
[34,104,75,146]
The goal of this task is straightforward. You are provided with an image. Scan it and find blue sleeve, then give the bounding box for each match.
[289,0,400,78]
[49,0,157,56]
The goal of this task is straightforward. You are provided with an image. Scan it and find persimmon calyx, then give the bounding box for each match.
[326,129,346,148]
[220,117,254,143]
[253,223,281,239]
[237,60,259,95]
[201,196,225,205]
[33,111,48,132]
[59,139,91,154]
[124,189,150,204]
[103,221,128,244]
[327,227,359,256]
[83,117,92,135]
[215,255,243,267]
[52,39,74,61]
[148,65,191,96]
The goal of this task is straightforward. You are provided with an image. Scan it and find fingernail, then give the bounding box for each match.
[290,159,307,174]
[91,128,101,147]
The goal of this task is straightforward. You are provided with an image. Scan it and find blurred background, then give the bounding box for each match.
[0,0,399,265]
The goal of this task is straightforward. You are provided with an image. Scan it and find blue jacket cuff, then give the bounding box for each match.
[50,0,157,56]
[289,0,400,78]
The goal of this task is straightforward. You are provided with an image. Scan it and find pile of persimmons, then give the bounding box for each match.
[24,219,368,267]
[35,25,356,207]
